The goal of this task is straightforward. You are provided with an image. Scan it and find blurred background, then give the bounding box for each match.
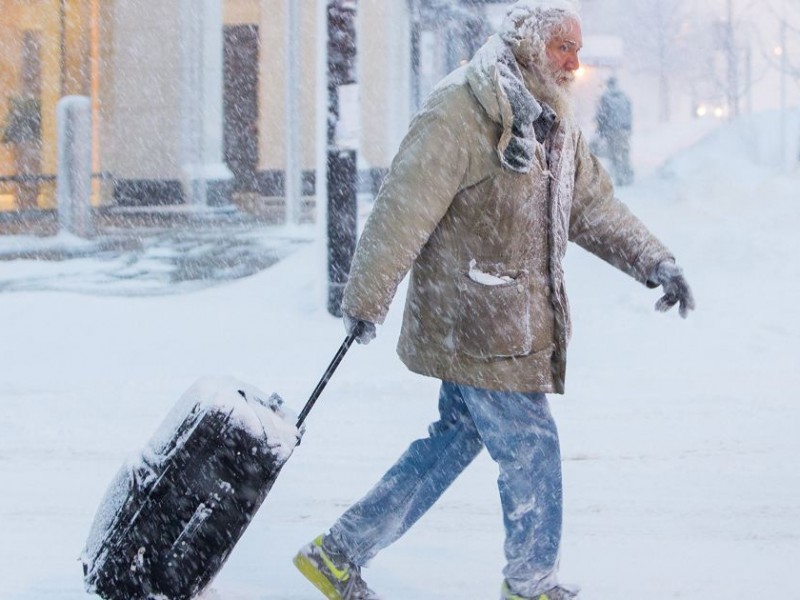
[0,0,797,236]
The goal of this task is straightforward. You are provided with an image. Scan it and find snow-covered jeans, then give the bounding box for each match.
[327,381,563,596]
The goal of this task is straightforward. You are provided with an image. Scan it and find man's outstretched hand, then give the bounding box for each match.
[651,261,695,318]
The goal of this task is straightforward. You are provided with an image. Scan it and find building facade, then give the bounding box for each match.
[3,0,791,227]
[0,0,432,221]
[0,0,100,213]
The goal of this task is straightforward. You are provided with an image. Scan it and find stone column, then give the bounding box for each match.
[180,0,232,208]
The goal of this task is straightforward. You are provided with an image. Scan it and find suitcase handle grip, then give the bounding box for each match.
[295,325,362,428]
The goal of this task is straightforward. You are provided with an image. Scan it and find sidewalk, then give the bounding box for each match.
[0,208,314,295]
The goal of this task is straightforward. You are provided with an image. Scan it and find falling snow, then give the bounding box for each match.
[1,107,799,599]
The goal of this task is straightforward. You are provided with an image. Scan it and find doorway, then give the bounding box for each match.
[223,24,260,194]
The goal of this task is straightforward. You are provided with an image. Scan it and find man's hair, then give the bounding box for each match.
[499,0,581,68]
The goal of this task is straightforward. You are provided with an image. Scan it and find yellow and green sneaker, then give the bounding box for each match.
[501,580,579,600]
[293,535,381,600]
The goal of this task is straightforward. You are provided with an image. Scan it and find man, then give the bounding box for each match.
[595,76,634,186]
[294,1,694,599]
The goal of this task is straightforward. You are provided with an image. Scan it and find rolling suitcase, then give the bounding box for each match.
[81,332,358,600]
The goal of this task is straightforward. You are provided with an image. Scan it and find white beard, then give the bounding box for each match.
[521,58,575,120]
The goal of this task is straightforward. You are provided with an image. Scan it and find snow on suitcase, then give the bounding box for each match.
[80,376,301,600]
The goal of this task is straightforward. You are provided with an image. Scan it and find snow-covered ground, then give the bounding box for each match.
[1,111,799,600]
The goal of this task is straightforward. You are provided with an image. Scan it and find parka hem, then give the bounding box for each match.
[397,346,565,395]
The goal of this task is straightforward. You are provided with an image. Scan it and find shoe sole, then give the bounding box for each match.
[293,552,342,600]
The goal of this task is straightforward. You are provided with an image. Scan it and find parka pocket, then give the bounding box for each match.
[454,270,542,359]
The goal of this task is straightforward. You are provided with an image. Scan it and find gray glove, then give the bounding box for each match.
[650,261,695,318]
[343,313,376,345]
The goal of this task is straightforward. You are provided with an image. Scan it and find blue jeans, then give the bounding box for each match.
[327,381,563,596]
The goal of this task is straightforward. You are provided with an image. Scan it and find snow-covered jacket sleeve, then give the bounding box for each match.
[342,94,470,324]
[569,131,673,286]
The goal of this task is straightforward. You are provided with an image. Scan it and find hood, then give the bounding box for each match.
[465,35,542,130]
[466,35,558,173]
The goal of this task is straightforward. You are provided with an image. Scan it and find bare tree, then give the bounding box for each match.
[760,1,800,84]
[622,0,697,122]
[688,0,752,119]
[710,0,775,119]
[763,0,800,164]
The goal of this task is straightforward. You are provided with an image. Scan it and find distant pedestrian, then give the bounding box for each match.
[595,76,634,186]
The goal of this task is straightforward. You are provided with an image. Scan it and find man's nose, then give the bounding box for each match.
[566,53,580,71]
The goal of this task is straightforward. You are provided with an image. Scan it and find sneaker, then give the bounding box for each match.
[501,580,579,600]
[293,534,381,600]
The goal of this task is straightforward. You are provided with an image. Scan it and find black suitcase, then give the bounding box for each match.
[81,332,357,600]
[81,377,300,599]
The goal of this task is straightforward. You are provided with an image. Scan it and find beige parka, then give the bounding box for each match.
[342,36,673,393]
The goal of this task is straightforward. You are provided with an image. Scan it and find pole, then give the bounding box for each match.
[296,329,359,428]
[59,0,67,97]
[726,0,739,118]
[285,0,302,225]
[745,45,752,114]
[326,0,359,317]
[315,0,330,307]
[780,2,788,169]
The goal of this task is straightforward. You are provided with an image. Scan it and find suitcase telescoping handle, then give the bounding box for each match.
[295,323,365,428]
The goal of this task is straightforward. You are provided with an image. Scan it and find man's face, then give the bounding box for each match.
[544,18,582,88]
